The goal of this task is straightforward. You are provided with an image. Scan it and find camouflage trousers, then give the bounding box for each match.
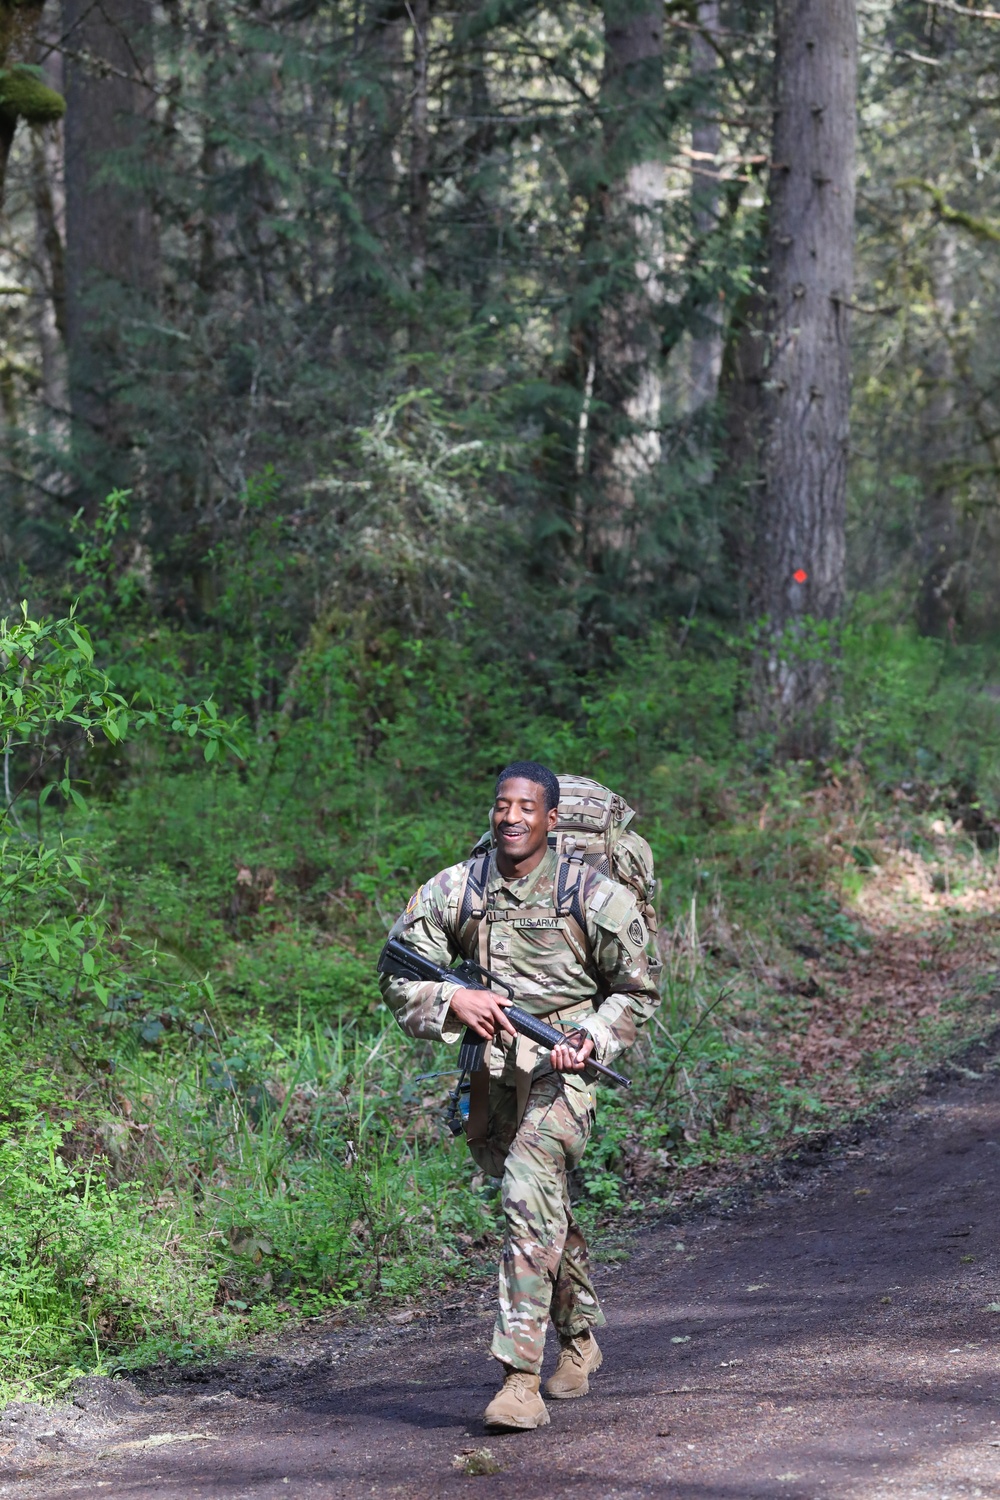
[485,1069,606,1375]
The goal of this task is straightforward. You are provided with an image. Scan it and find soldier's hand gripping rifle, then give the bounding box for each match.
[377,936,631,1101]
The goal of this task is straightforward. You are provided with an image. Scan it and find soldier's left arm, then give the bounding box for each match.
[576,883,660,1065]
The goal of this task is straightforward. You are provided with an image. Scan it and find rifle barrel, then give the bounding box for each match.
[378,937,631,1088]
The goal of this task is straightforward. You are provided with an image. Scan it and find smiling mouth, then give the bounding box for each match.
[498,826,528,841]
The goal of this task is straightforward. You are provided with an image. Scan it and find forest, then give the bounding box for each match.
[2,0,1000,1400]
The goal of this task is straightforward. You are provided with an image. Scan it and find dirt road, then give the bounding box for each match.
[6,1050,1000,1500]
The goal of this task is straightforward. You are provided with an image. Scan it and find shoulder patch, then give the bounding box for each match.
[627,915,647,949]
[590,881,636,935]
[404,885,424,917]
[399,863,469,929]
[400,881,432,928]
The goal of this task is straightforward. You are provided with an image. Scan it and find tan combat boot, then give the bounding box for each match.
[483,1368,551,1431]
[543,1331,603,1399]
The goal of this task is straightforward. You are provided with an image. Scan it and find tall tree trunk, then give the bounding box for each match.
[195,0,224,300]
[358,3,406,247]
[29,13,68,429]
[61,0,157,501]
[749,0,857,754]
[31,124,68,421]
[717,278,767,618]
[585,0,664,566]
[335,1,407,369]
[408,0,430,301]
[916,227,960,637]
[689,0,724,413]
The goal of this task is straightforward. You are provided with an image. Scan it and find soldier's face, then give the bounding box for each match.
[493,777,559,872]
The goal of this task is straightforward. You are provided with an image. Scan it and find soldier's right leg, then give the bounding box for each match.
[479,1077,551,1431]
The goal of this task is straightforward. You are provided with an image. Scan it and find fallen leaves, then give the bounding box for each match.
[740,918,996,1121]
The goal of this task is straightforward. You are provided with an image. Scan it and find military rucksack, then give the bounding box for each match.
[547,775,657,938]
[459,774,658,966]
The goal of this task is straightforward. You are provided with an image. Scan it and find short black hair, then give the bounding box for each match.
[494,761,560,813]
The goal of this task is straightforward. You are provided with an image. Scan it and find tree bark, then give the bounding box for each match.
[749,0,857,754]
[585,0,664,566]
[358,3,406,248]
[61,0,157,496]
[689,0,724,412]
[408,0,430,297]
[916,227,961,637]
[31,123,69,428]
[195,0,224,300]
[717,276,768,616]
[27,9,68,432]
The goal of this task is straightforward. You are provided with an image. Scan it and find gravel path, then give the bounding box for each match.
[5,1051,1000,1499]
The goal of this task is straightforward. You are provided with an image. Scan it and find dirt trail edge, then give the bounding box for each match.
[8,1052,1000,1500]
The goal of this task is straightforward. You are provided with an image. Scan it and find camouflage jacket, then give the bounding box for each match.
[379,847,659,1066]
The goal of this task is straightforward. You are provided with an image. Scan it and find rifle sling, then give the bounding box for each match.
[465,910,493,1153]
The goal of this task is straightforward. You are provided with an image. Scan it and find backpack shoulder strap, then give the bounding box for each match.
[456,851,491,958]
[554,850,600,979]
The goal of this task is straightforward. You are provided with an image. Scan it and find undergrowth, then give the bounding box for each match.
[3,600,1000,1401]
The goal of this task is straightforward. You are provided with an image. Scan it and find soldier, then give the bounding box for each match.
[379,760,658,1431]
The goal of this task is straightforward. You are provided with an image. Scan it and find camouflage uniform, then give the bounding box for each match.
[380,846,658,1375]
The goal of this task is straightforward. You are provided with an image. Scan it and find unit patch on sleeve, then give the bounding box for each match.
[404,886,423,917]
[627,917,646,948]
[401,882,432,927]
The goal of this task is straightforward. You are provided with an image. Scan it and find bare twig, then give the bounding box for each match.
[863,40,944,66]
[923,0,1000,19]
[3,734,29,840]
[832,297,903,316]
[650,985,732,1108]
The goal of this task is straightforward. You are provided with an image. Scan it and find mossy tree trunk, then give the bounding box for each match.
[0,0,65,208]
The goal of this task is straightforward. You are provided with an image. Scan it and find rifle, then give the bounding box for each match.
[377,935,631,1091]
